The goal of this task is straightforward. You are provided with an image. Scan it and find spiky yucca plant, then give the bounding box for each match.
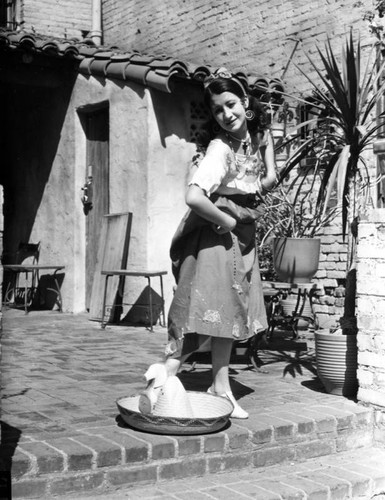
[277,31,385,333]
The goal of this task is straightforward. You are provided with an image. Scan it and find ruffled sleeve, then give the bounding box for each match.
[188,139,230,196]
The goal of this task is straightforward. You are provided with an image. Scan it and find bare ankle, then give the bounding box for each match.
[212,384,231,396]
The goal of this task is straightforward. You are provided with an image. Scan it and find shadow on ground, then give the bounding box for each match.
[0,421,21,500]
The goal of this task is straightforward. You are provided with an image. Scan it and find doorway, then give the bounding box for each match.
[78,103,110,309]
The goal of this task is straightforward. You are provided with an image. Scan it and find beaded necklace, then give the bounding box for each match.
[226,131,251,157]
[225,131,261,178]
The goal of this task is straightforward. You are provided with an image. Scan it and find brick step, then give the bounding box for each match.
[77,447,385,499]
[7,400,376,499]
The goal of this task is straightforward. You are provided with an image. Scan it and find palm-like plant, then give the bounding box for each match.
[281,32,385,234]
[277,31,385,333]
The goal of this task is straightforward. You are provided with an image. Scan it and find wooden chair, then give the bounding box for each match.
[89,212,167,331]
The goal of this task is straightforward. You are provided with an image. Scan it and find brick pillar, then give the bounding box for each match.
[356,209,385,443]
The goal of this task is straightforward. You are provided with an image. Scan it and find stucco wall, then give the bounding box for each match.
[1,74,78,312]
[1,58,201,317]
[65,75,196,313]
[145,87,197,310]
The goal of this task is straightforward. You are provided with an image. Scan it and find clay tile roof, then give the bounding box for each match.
[0,28,283,95]
[56,41,81,58]
[129,53,158,64]
[89,58,110,76]
[191,65,213,81]
[10,32,36,49]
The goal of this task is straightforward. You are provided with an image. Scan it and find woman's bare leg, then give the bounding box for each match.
[211,337,233,395]
[211,337,248,419]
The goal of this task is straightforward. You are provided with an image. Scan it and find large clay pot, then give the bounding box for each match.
[272,237,321,283]
[315,330,358,397]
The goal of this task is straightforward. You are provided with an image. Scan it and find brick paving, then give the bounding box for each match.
[0,308,384,499]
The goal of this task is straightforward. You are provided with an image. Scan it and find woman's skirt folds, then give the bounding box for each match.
[166,194,268,359]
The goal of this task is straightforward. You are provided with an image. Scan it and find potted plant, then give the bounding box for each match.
[257,178,340,284]
[256,177,340,333]
[276,31,385,396]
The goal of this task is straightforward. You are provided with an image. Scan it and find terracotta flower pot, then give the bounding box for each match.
[272,237,321,284]
[315,330,358,397]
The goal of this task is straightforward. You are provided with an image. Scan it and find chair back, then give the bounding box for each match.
[89,213,132,321]
[16,242,40,266]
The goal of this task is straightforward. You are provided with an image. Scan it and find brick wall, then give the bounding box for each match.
[356,210,385,416]
[21,0,92,39]
[103,0,371,91]
[312,222,348,329]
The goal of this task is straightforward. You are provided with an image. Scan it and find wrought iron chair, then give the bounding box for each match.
[3,242,41,307]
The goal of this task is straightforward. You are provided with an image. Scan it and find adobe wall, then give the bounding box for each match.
[2,72,197,314]
[2,75,78,312]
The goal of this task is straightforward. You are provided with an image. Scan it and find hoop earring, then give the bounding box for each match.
[212,122,221,134]
[245,110,255,121]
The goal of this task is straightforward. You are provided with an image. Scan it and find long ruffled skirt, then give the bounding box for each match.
[165,195,268,359]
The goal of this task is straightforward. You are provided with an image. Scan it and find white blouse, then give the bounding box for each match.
[189,131,269,197]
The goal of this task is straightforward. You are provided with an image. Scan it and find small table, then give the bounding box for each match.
[100,269,167,331]
[262,281,320,338]
[3,265,65,313]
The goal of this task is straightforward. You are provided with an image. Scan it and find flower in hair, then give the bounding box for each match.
[203,67,246,95]
[203,67,233,87]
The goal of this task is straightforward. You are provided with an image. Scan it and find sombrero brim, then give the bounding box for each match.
[117,392,234,435]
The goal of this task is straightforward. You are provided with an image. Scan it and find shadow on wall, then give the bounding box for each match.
[2,68,77,260]
[150,82,205,148]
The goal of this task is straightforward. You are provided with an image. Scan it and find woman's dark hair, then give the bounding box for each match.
[200,77,269,145]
